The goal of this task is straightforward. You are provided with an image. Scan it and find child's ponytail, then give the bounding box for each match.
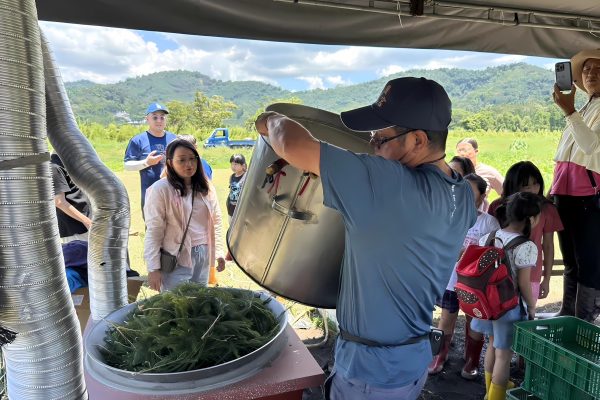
[504,192,542,237]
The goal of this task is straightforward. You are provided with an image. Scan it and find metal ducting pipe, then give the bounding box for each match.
[0,0,87,398]
[41,33,131,321]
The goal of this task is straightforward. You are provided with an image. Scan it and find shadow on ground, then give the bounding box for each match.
[300,302,562,400]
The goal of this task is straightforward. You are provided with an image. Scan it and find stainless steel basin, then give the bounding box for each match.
[227,103,372,308]
[84,289,288,394]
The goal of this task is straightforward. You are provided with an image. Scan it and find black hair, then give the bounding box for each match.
[50,152,64,168]
[425,130,448,151]
[502,161,544,197]
[178,134,197,146]
[457,138,478,150]
[393,127,448,151]
[229,154,246,165]
[464,173,488,196]
[503,192,542,238]
[230,154,247,173]
[165,138,209,197]
[449,156,475,176]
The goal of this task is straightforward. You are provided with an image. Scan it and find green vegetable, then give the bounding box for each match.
[100,283,281,373]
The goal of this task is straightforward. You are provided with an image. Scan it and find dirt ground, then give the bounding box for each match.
[298,302,562,400]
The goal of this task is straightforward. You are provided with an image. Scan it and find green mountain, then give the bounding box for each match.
[66,70,289,125]
[65,63,572,130]
[297,63,555,111]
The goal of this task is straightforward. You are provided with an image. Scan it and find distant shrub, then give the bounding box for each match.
[79,122,140,143]
[509,139,528,152]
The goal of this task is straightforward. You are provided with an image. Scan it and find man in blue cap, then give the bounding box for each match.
[124,102,177,213]
[255,77,477,400]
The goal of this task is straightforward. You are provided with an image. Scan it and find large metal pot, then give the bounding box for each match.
[84,289,288,395]
[227,104,372,308]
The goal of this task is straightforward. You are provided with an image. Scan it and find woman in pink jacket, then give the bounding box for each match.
[144,139,225,292]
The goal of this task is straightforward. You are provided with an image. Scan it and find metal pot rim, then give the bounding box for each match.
[84,288,288,382]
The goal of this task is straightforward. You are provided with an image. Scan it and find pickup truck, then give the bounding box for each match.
[203,128,256,148]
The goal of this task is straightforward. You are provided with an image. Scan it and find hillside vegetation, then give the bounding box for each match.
[66,63,586,131]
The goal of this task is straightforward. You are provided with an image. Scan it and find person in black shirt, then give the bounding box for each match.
[226,154,247,221]
[50,153,92,243]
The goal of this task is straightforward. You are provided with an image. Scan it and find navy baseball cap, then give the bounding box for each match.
[340,77,451,132]
[146,102,169,115]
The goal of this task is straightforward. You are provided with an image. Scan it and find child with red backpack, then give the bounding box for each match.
[465,192,540,400]
[429,174,500,377]
[488,161,563,306]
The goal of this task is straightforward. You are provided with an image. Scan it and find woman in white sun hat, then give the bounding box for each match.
[550,49,600,322]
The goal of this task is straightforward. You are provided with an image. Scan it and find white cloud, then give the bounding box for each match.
[326,75,352,86]
[298,76,325,90]
[40,22,280,85]
[421,55,476,69]
[491,55,527,64]
[378,55,478,77]
[378,65,406,77]
[41,22,157,83]
[311,47,384,70]
[39,22,558,91]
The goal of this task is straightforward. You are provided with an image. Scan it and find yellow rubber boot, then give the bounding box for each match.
[208,266,218,286]
[488,382,507,400]
[484,371,492,396]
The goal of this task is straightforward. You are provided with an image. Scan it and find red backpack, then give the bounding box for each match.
[455,231,528,320]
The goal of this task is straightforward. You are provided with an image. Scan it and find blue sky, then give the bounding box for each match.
[40,22,562,92]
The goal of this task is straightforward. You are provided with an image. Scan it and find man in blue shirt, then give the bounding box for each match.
[255,77,477,400]
[124,104,214,215]
[124,102,177,212]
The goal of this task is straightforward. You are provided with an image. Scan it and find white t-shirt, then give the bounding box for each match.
[478,230,538,275]
[447,212,501,291]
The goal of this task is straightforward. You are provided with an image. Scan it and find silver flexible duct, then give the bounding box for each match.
[41,34,131,321]
[0,0,87,398]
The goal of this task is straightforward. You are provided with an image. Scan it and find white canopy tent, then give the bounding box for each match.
[37,0,600,58]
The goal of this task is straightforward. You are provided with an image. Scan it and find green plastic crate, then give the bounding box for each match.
[507,388,543,400]
[513,317,600,399]
[523,362,595,400]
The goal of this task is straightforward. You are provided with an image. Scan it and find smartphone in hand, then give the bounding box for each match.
[555,61,573,92]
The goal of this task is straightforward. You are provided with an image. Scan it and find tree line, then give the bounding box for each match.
[67,64,585,134]
[79,90,568,140]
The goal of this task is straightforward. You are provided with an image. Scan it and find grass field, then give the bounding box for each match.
[99,129,565,312]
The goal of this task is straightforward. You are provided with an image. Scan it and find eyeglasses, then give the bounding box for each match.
[172,157,198,165]
[151,115,166,121]
[369,128,414,148]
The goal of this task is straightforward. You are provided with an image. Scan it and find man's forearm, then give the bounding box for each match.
[264,114,321,175]
[55,197,92,228]
[124,159,148,171]
[492,178,503,195]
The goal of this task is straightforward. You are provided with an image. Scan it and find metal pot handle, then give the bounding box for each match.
[271,195,315,222]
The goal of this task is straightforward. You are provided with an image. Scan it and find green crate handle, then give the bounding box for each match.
[507,387,543,400]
